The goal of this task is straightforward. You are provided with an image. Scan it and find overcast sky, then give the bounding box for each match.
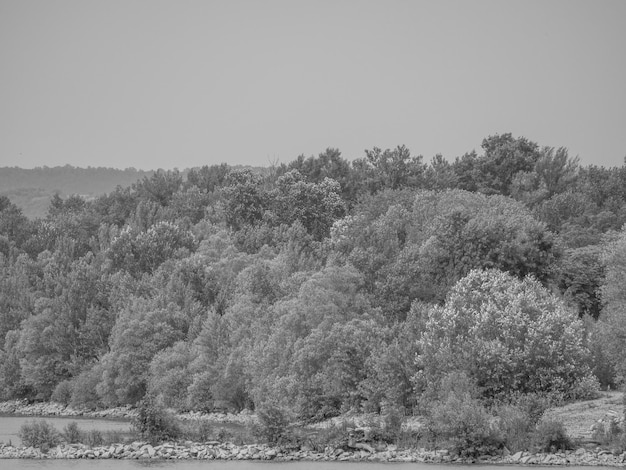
[1,0,625,170]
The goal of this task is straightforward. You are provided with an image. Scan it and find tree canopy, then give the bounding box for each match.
[0,133,620,418]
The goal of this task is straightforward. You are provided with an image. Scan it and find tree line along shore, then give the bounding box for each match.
[1,134,626,457]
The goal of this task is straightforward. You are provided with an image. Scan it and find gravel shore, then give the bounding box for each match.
[1,440,626,466]
[1,400,625,465]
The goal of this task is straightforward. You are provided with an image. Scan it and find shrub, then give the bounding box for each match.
[131,395,181,444]
[103,429,129,445]
[19,420,61,450]
[426,394,501,457]
[85,429,104,447]
[62,422,83,444]
[296,394,342,423]
[51,380,73,405]
[394,429,422,449]
[591,416,624,451]
[494,404,533,452]
[421,372,496,456]
[303,425,350,452]
[533,419,571,452]
[70,366,103,410]
[195,420,214,442]
[186,371,214,412]
[216,427,234,443]
[184,420,214,442]
[255,404,289,445]
[147,341,193,409]
[513,393,551,426]
[179,419,214,442]
[383,405,403,437]
[416,370,482,414]
[569,375,601,401]
[585,318,618,390]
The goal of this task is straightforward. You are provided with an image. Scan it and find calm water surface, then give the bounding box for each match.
[0,416,132,447]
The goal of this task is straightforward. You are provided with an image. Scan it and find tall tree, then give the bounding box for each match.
[454,134,541,196]
[133,169,183,207]
[97,298,187,405]
[424,154,458,190]
[221,169,268,231]
[0,196,30,250]
[269,170,346,240]
[417,269,593,400]
[185,164,231,193]
[599,227,626,382]
[352,145,426,194]
[285,148,357,205]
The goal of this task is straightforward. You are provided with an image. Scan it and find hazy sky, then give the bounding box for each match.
[1,0,625,170]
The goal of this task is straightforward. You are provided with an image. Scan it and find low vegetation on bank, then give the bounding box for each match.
[3,390,624,463]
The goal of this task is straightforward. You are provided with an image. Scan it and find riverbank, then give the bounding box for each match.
[1,398,625,466]
[0,400,134,420]
[0,400,251,425]
[1,440,626,465]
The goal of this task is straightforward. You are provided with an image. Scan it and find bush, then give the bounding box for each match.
[569,375,601,401]
[102,429,130,445]
[494,405,533,452]
[302,424,351,452]
[70,366,103,410]
[216,427,234,443]
[85,429,104,447]
[19,420,61,450]
[62,422,82,444]
[533,419,571,452]
[592,417,624,450]
[417,370,481,414]
[426,394,501,457]
[255,404,289,445]
[131,395,181,444]
[178,419,214,442]
[51,380,73,405]
[513,393,551,426]
[394,429,422,449]
[194,420,214,442]
[186,371,214,412]
[383,406,403,436]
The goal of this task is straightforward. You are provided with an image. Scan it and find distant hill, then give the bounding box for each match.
[0,166,153,218]
[0,164,271,219]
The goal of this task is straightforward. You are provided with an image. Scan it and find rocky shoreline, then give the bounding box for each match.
[1,400,626,465]
[1,440,626,465]
[0,400,135,420]
[0,399,251,424]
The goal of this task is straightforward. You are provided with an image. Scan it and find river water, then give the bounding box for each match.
[0,416,132,447]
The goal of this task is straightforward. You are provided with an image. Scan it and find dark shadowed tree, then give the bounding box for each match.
[352,145,426,194]
[599,226,626,383]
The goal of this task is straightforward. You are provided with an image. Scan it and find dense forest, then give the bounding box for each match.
[0,133,625,427]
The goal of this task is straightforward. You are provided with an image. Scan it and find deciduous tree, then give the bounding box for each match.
[417,269,594,400]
